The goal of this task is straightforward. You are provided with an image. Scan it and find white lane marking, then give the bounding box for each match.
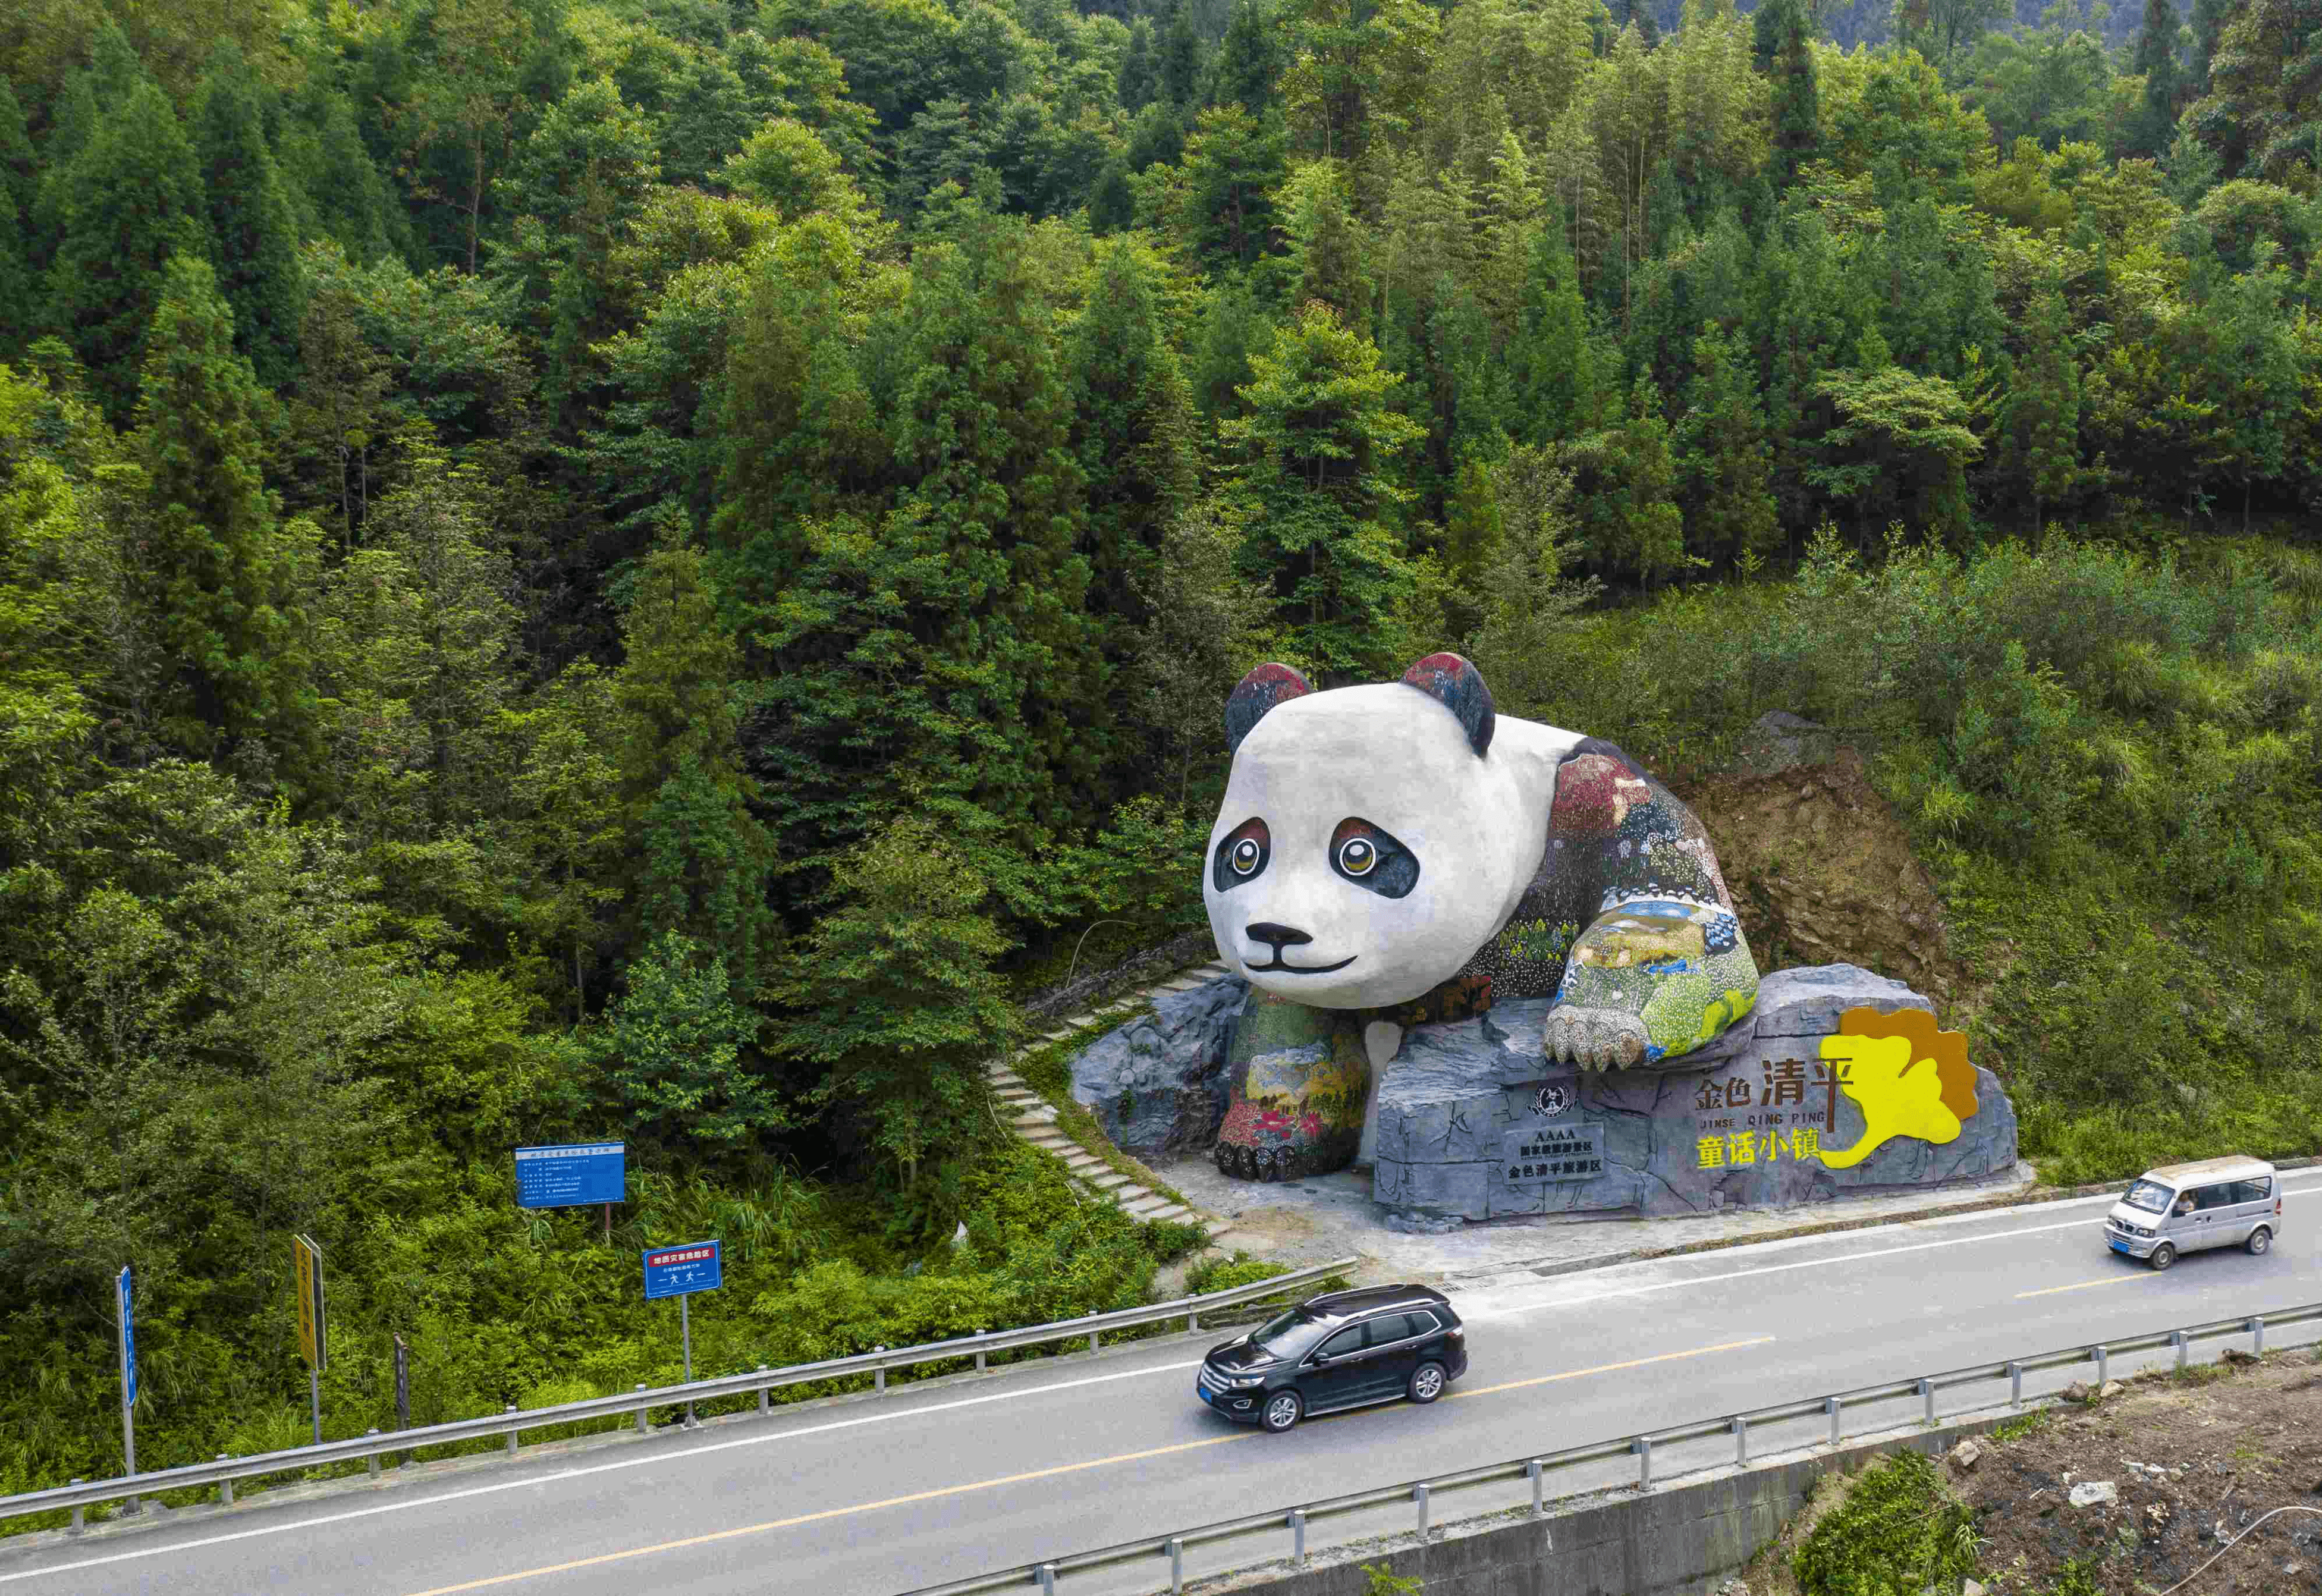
[0,1356,1211,1586]
[12,1172,2314,1584]
[1469,1174,2322,1315]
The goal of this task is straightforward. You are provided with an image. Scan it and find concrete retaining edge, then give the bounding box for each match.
[1469,1154,2322,1285]
[1194,1404,2051,1596]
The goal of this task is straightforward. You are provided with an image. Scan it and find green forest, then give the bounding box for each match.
[3,0,2321,1507]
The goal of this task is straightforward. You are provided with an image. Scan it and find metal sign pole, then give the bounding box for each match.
[394,1333,410,1430]
[116,1265,137,1503]
[294,1235,327,1446]
[680,1295,696,1428]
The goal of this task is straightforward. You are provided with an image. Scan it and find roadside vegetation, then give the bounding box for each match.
[5,0,2321,1519]
[1750,1344,2322,1595]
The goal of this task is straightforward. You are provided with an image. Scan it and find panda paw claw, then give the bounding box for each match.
[1544,1005,1647,1070]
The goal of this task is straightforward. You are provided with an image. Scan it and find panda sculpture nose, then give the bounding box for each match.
[1245,922,1312,950]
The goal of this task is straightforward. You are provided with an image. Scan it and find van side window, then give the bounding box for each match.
[1316,1327,1366,1358]
[2193,1184,2235,1211]
[2232,1177,2273,1203]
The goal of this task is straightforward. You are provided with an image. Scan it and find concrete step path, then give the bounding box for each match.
[989,960,1243,1245]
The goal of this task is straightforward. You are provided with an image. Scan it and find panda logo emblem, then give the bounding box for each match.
[1533,1084,1572,1119]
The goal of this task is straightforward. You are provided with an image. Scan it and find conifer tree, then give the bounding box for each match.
[1566,369,1688,588]
[1676,324,1780,564]
[28,74,97,278]
[1999,278,2082,533]
[1507,219,1601,446]
[45,81,212,420]
[1068,241,1200,796]
[1118,21,1158,114]
[2132,0,2182,154]
[2187,0,2229,96]
[191,41,308,388]
[1188,269,1275,420]
[605,929,783,1151]
[136,256,318,765]
[614,536,781,998]
[0,83,33,355]
[767,814,1013,1182]
[1281,159,1370,319]
[1762,0,1821,188]
[716,207,1099,928]
[1210,0,1285,114]
[1160,4,1206,108]
[1221,301,1425,681]
[282,86,409,266]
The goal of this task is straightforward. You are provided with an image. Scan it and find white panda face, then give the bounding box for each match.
[1204,684,1541,1010]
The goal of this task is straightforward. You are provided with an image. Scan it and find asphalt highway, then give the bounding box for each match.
[6,1173,2318,1596]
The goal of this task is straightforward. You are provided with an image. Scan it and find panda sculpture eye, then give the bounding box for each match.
[1329,818,1418,899]
[1211,818,1271,893]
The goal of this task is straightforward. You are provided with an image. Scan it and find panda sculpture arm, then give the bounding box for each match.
[1533,742,1760,1067]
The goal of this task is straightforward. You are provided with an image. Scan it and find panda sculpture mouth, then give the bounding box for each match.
[1248,954,1358,975]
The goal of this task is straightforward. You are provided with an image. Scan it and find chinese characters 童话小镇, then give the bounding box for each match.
[1694,1128,1821,1170]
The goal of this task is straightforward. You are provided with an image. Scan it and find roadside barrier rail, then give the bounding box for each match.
[900,1298,2322,1596]
[0,1257,1356,1532]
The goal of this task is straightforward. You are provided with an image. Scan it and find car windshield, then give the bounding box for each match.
[2123,1180,2172,1214]
[1250,1310,1332,1360]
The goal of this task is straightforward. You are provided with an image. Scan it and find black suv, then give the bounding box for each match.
[1194,1285,1468,1433]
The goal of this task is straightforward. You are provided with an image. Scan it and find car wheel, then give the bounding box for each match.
[1261,1390,1303,1433]
[2149,1242,2176,1271]
[2246,1226,2271,1256]
[1408,1361,1447,1405]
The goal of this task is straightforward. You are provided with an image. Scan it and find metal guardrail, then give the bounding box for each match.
[0,1256,1357,1532]
[903,1299,2322,1596]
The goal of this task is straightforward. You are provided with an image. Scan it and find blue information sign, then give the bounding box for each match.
[514,1142,626,1208]
[642,1240,722,1301]
[117,1265,136,1408]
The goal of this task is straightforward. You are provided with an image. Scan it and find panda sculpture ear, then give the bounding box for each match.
[1400,652,1495,757]
[1224,662,1314,753]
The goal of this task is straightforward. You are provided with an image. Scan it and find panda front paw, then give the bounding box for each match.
[1543,1005,1649,1069]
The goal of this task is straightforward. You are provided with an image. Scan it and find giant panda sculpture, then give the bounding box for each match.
[1204,653,1760,1181]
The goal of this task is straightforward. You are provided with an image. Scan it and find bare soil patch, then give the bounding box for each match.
[1677,749,1967,1006]
[1950,1350,2322,1594]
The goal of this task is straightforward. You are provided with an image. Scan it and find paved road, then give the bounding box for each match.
[7,1175,2319,1596]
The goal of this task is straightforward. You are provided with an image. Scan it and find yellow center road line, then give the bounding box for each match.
[1450,1336,1777,1400]
[399,1335,1773,1595]
[2015,1274,2154,1299]
[401,1434,1259,1595]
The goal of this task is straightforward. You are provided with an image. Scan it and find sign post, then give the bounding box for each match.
[641,1241,721,1429]
[293,1235,326,1446]
[393,1333,410,1431]
[116,1265,137,1504]
[513,1142,625,1246]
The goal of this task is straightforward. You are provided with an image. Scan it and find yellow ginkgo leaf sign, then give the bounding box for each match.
[1811,1007,1978,1170]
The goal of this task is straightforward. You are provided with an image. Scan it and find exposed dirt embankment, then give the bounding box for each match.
[1741,1347,2322,1596]
[1675,747,1966,1008]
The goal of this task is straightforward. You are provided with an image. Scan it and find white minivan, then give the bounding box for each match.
[2103,1156,2281,1270]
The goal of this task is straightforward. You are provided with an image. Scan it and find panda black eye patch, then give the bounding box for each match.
[1330,818,1418,898]
[1212,817,1271,893]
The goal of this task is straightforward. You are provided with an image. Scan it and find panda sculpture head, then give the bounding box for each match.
[1204,655,1548,1011]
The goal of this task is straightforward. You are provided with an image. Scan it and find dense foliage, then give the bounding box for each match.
[3,0,2320,1504]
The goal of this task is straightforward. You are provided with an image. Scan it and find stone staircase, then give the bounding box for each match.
[985,958,1236,1232]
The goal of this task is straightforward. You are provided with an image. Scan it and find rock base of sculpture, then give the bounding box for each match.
[1068,976,1251,1158]
[1374,965,2018,1221]
[1065,963,2018,1224]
